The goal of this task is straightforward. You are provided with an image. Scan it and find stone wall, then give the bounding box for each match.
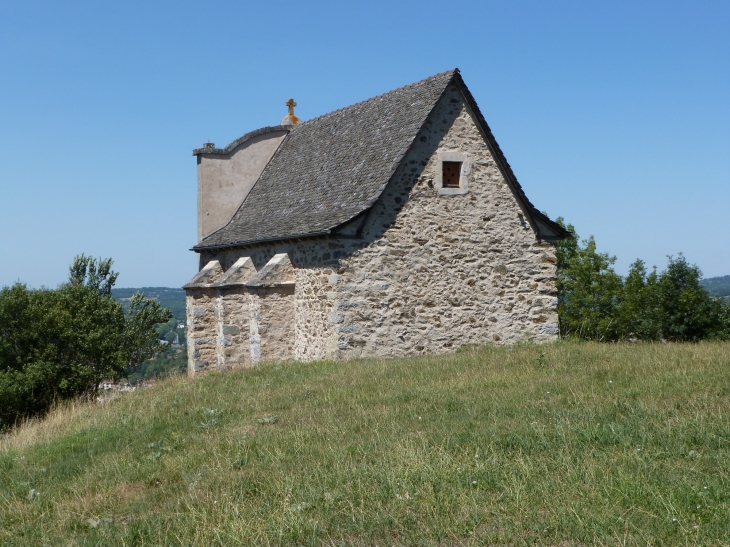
[293,268,340,360]
[190,82,559,367]
[249,286,296,361]
[330,83,558,357]
[217,287,251,369]
[186,289,218,373]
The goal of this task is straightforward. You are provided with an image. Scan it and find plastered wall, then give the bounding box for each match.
[197,130,287,241]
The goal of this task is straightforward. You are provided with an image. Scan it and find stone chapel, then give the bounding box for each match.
[184,69,570,374]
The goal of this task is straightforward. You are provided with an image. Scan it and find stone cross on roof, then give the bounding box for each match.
[281,98,300,126]
[286,98,296,115]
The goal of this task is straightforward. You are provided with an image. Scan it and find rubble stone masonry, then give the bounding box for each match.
[186,84,558,373]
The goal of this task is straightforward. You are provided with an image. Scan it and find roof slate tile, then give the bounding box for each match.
[195,70,456,250]
[194,69,570,251]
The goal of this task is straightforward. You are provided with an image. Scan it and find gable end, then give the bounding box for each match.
[451,73,570,241]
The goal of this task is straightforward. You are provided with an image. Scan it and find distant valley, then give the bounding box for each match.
[112,287,187,383]
[700,275,730,303]
[111,287,186,321]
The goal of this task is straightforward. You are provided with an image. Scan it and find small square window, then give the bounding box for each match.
[442,161,461,188]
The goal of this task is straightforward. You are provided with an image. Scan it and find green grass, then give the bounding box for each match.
[1,342,729,546]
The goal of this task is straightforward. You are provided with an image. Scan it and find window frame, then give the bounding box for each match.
[435,151,470,196]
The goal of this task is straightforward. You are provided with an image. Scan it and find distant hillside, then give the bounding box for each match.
[111,287,186,322]
[700,275,730,303]
[112,287,188,382]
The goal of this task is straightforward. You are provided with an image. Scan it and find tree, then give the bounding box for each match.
[555,219,624,340]
[556,219,729,342]
[123,292,172,367]
[655,255,727,341]
[0,283,61,428]
[69,254,118,297]
[0,256,171,430]
[617,259,661,340]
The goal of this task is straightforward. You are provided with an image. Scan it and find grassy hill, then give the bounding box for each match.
[1,343,729,546]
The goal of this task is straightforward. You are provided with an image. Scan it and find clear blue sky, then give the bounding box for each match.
[1,0,728,288]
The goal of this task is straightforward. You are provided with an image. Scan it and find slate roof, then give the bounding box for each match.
[194,69,569,251]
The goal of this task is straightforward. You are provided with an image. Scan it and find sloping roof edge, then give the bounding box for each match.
[191,229,331,252]
[193,70,457,252]
[192,69,569,252]
[300,69,456,238]
[192,125,291,156]
[451,73,571,240]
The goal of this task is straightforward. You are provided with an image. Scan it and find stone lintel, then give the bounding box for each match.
[183,260,223,289]
[214,257,257,288]
[246,253,295,287]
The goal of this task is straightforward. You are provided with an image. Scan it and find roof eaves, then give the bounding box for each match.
[192,229,332,252]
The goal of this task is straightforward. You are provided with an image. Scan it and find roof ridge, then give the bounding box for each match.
[192,70,458,156]
[291,69,458,129]
[194,68,461,250]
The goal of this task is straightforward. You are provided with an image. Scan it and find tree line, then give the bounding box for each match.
[1,230,729,431]
[556,219,730,341]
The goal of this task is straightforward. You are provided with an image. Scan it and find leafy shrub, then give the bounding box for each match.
[557,220,728,341]
[0,255,171,429]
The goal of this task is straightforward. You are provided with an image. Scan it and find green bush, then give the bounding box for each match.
[557,219,728,341]
[0,256,171,430]
[555,222,623,340]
